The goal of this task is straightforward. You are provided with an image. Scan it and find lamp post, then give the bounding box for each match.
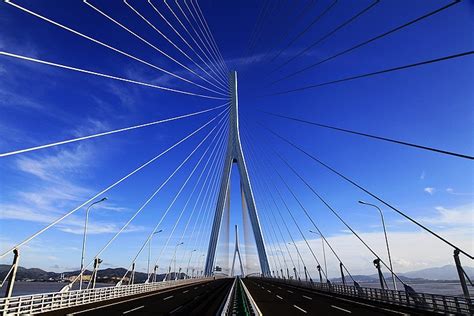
[359,200,397,290]
[185,249,197,279]
[276,249,287,279]
[172,242,183,280]
[80,197,107,290]
[288,242,300,277]
[198,254,205,278]
[148,230,163,277]
[309,230,328,281]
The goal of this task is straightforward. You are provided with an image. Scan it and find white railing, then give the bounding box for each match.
[0,278,212,315]
[257,277,473,315]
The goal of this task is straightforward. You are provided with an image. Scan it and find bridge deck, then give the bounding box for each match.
[243,278,434,315]
[40,279,233,316]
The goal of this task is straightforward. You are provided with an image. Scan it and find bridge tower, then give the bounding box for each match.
[231,225,245,277]
[204,71,271,277]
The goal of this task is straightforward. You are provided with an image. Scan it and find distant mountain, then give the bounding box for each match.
[400,265,474,281]
[0,265,188,283]
[329,265,473,283]
[0,265,57,281]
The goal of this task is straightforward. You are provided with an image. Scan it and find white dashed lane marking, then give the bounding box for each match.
[170,305,183,314]
[287,290,293,293]
[182,290,189,294]
[122,305,144,314]
[293,305,307,313]
[276,295,283,300]
[302,295,313,300]
[331,305,352,313]
[163,295,174,301]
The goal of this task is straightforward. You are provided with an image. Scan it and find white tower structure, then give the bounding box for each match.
[231,225,245,277]
[204,71,271,276]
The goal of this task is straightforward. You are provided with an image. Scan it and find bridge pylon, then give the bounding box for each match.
[231,225,245,277]
[204,71,271,277]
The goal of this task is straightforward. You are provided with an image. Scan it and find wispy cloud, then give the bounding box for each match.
[1,138,135,236]
[420,171,425,180]
[418,204,474,227]
[72,118,111,137]
[424,187,435,195]
[446,188,473,196]
[15,144,92,181]
[0,87,45,111]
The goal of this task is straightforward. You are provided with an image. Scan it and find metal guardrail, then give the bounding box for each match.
[258,277,473,315]
[240,278,262,316]
[220,277,236,315]
[0,278,212,315]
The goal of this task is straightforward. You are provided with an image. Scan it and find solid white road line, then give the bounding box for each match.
[122,305,144,314]
[302,295,313,300]
[276,295,283,300]
[163,295,174,301]
[293,305,308,313]
[331,305,352,313]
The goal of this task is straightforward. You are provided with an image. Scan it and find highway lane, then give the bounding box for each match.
[243,278,413,315]
[58,278,233,315]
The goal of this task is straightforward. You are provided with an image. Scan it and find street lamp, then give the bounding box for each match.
[80,197,107,290]
[288,242,301,274]
[148,230,163,276]
[359,200,397,290]
[172,242,184,280]
[276,249,288,278]
[309,230,328,281]
[185,249,197,279]
[196,254,205,278]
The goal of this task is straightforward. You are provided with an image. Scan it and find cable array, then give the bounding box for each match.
[1,1,471,297]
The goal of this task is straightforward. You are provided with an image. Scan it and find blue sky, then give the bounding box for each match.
[0,0,473,279]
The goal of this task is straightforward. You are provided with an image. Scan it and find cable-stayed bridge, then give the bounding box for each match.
[0,0,473,315]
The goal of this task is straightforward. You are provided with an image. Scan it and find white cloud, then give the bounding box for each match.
[1,143,136,236]
[72,118,110,137]
[424,187,435,195]
[418,204,474,227]
[234,204,474,277]
[446,188,473,196]
[419,171,425,180]
[0,88,44,111]
[15,144,92,181]
[0,196,141,236]
[263,227,473,278]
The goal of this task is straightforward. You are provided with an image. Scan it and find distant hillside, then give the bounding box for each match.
[0,265,187,283]
[329,265,473,283]
[400,265,474,281]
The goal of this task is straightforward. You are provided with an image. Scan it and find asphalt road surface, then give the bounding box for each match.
[60,278,233,315]
[243,278,414,315]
